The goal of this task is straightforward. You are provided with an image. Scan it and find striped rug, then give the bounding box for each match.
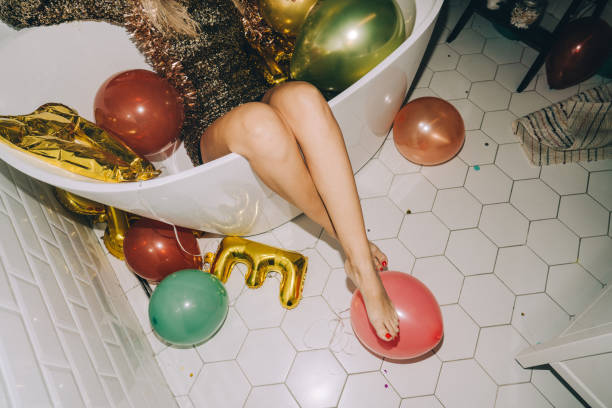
[513,83,612,166]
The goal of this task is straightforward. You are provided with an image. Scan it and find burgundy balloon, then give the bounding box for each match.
[123,218,202,283]
[546,17,612,90]
[94,69,184,157]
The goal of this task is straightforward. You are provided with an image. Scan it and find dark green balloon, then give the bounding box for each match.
[149,269,228,346]
[290,0,406,92]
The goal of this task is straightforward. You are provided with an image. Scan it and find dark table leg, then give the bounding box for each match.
[446,1,476,42]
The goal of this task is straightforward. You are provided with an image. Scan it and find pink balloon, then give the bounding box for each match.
[350,271,443,360]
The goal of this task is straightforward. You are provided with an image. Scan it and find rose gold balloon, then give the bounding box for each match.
[393,97,465,166]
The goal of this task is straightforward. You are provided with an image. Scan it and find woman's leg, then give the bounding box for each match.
[201,92,399,340]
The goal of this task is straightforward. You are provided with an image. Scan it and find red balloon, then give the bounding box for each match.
[350,271,443,360]
[123,218,202,283]
[393,97,465,166]
[94,69,184,158]
[546,18,612,90]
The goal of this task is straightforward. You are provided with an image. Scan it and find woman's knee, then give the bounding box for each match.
[268,81,326,110]
[228,102,292,156]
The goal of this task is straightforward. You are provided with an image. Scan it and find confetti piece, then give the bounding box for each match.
[474,165,480,171]
[189,373,193,377]
[385,384,389,388]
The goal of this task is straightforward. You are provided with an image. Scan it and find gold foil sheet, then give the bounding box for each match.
[0,103,160,182]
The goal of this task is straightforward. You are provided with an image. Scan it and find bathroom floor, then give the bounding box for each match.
[111,1,612,407]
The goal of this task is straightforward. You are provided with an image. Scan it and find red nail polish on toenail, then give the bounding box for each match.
[379,267,383,271]
[382,261,387,267]
[385,333,391,339]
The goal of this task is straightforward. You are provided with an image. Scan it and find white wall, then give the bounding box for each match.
[0,159,175,408]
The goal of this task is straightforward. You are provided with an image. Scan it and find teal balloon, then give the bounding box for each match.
[149,269,228,346]
[291,0,406,92]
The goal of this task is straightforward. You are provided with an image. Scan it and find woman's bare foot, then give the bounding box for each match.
[369,241,388,271]
[345,258,399,341]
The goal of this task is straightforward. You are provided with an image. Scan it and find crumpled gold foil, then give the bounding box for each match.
[0,103,160,182]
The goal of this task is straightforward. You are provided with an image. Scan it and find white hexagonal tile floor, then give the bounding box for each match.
[106,10,612,406]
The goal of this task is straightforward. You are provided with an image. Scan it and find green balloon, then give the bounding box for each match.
[290,0,406,92]
[149,269,228,346]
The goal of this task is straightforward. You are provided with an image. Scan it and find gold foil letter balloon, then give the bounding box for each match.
[206,236,308,309]
[258,0,318,37]
[290,0,406,92]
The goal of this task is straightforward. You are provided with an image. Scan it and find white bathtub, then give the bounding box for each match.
[0,0,443,235]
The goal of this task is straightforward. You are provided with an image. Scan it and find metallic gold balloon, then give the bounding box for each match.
[290,0,406,92]
[54,188,106,216]
[0,104,160,182]
[258,0,318,37]
[206,236,308,309]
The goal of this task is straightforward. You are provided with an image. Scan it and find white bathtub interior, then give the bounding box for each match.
[0,0,444,235]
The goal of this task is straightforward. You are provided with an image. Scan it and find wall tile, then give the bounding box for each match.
[21,190,55,243]
[52,227,87,281]
[0,256,17,310]
[43,241,82,302]
[5,194,43,257]
[0,160,19,197]
[46,366,86,408]
[101,375,131,408]
[30,255,76,329]
[78,280,115,342]
[0,211,33,280]
[0,308,52,407]
[71,303,115,375]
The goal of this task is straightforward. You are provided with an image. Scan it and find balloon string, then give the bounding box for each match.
[301,307,357,355]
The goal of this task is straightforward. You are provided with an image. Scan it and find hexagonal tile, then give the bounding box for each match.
[400,396,443,408]
[282,296,337,351]
[409,88,439,102]
[244,384,298,408]
[475,325,531,385]
[333,318,382,374]
[494,246,547,295]
[496,383,553,408]
[382,353,441,398]
[448,99,484,130]
[373,238,415,274]
[547,263,603,316]
[460,274,515,326]
[272,214,322,251]
[448,28,485,55]
[302,249,332,297]
[286,349,346,408]
[510,179,559,220]
[588,171,612,210]
[481,110,519,145]
[469,81,511,111]
[430,71,471,100]
[190,362,250,408]
[509,91,551,117]
[355,159,393,198]
[436,304,479,361]
[323,267,355,313]
[495,143,540,180]
[436,360,497,408]
[446,229,497,276]
[495,63,536,91]
[421,157,468,189]
[512,293,569,344]
[457,54,497,82]
[362,197,404,240]
[316,231,344,269]
[237,328,296,386]
[379,138,422,175]
[558,194,608,237]
[157,347,202,396]
[413,256,463,305]
[458,130,497,165]
[235,279,286,329]
[432,188,482,230]
[522,46,538,66]
[426,44,460,71]
[580,159,612,171]
[483,37,524,64]
[535,74,579,104]
[338,372,400,408]
[579,236,612,284]
[388,174,437,213]
[415,67,434,88]
[399,213,450,258]
[541,163,588,195]
[465,165,513,204]
[527,219,579,265]
[479,203,529,247]
[531,369,584,408]
[196,308,247,362]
